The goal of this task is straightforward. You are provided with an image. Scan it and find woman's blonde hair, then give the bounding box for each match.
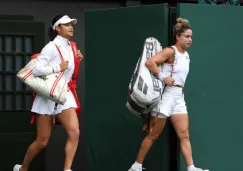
[173,17,192,41]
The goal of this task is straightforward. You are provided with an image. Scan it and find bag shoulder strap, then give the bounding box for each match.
[54,45,65,62]
[70,41,77,58]
[69,41,79,80]
[54,41,80,81]
[53,41,77,61]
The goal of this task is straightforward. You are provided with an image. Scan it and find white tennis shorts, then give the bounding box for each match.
[151,86,187,118]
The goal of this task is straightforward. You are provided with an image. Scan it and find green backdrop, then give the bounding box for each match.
[178,3,243,171]
[85,4,171,171]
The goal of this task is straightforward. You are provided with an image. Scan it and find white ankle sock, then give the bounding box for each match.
[187,165,195,171]
[132,161,142,169]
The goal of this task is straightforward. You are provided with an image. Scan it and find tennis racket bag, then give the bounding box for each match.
[126,37,164,117]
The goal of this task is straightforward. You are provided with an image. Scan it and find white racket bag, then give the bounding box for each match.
[126,37,164,117]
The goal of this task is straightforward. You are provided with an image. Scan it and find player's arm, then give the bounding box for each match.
[145,47,174,76]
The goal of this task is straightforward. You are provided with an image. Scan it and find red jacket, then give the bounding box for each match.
[30,41,81,125]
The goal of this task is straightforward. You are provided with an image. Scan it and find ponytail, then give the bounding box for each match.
[48,25,58,41]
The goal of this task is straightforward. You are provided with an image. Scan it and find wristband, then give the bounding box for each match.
[157,72,165,82]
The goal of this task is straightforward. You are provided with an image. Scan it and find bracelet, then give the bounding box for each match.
[157,72,165,82]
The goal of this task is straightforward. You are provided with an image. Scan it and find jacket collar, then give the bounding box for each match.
[53,35,71,47]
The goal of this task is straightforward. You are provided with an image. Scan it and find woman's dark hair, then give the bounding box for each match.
[48,14,65,41]
[173,17,192,43]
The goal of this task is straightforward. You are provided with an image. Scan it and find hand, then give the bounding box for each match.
[59,60,69,71]
[76,50,84,61]
[163,77,174,86]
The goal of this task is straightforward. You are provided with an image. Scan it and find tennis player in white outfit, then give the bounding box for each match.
[14,14,83,171]
[128,18,209,171]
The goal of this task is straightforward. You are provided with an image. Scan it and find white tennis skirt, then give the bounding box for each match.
[31,90,77,115]
[151,86,187,118]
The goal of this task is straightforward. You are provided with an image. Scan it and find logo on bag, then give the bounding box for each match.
[145,41,153,60]
[145,40,161,93]
[137,76,148,95]
[39,75,48,81]
[152,79,161,92]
